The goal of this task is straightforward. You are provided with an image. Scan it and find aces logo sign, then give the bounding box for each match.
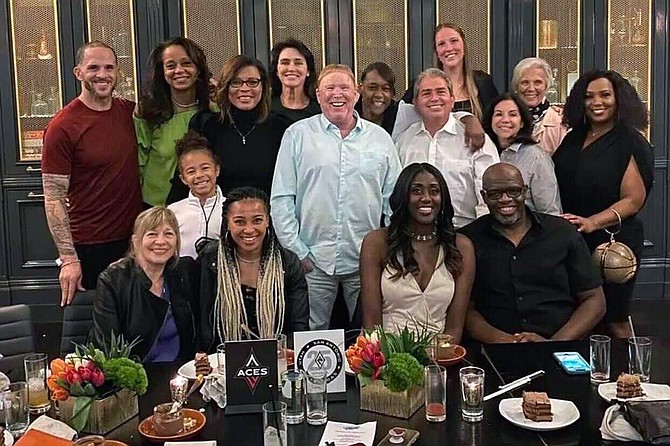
[225,339,278,414]
[235,350,270,394]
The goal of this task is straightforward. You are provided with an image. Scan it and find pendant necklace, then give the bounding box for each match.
[231,122,257,145]
[408,230,437,242]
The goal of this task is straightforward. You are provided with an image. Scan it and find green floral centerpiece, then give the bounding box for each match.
[346,326,433,418]
[50,332,148,433]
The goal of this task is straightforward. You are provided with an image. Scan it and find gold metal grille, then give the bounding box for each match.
[607,0,651,130]
[537,0,581,104]
[436,0,490,72]
[353,0,408,98]
[86,0,138,102]
[8,0,63,161]
[269,0,325,70]
[182,0,241,77]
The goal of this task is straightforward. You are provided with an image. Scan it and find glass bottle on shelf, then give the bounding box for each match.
[47,86,59,115]
[116,29,131,58]
[31,92,49,117]
[546,69,559,104]
[37,29,53,60]
[628,70,641,93]
[119,77,135,101]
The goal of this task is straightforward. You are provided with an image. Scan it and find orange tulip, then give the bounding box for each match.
[47,375,62,392]
[355,336,368,349]
[348,356,364,373]
[51,388,69,402]
[50,358,68,375]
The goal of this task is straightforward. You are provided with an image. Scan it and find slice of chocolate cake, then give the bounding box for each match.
[194,352,213,376]
[616,373,645,398]
[522,391,553,422]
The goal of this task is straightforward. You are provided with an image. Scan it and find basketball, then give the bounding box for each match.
[593,241,638,284]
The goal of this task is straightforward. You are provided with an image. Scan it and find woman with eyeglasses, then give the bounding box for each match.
[166,55,288,202]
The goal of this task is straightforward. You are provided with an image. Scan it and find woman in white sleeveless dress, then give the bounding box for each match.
[360,163,475,342]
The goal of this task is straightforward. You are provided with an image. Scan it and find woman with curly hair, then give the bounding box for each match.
[135,37,212,207]
[553,69,654,338]
[270,38,321,123]
[360,163,474,341]
[197,187,309,351]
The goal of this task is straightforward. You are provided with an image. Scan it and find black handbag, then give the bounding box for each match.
[622,400,670,445]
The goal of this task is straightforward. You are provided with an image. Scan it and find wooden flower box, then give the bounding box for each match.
[58,388,138,434]
[359,379,424,419]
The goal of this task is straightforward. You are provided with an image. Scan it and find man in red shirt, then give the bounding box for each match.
[42,41,141,306]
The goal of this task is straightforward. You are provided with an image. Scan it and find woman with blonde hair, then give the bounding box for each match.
[91,206,198,362]
[198,187,309,351]
[402,23,498,123]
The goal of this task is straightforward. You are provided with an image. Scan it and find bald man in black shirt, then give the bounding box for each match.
[460,163,605,343]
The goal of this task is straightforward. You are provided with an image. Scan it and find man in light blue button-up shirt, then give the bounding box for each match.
[271,64,402,330]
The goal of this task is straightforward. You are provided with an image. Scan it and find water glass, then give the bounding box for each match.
[305,369,327,425]
[216,343,226,374]
[24,353,50,414]
[425,364,447,422]
[459,367,485,422]
[280,369,304,424]
[262,401,287,446]
[628,336,652,382]
[2,382,29,436]
[276,334,288,380]
[590,334,611,384]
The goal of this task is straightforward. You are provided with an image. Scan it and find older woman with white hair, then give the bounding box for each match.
[511,57,568,155]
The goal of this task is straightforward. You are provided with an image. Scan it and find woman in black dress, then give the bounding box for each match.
[553,70,653,338]
[166,55,288,202]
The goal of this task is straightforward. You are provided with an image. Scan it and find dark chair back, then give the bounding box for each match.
[345,292,363,347]
[60,290,96,354]
[0,304,36,381]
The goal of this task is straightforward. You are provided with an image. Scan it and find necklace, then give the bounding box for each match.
[408,230,437,242]
[589,126,612,138]
[231,122,257,145]
[236,252,261,264]
[172,98,199,108]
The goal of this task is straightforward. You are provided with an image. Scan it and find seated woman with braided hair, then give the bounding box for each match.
[198,186,309,351]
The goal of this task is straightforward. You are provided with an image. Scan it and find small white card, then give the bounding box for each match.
[318,421,377,446]
[293,329,346,394]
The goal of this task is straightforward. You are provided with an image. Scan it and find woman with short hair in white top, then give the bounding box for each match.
[360,163,475,342]
[167,130,224,258]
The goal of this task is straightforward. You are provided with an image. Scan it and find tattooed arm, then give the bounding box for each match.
[43,173,84,306]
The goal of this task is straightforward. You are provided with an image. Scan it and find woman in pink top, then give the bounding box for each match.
[511,58,568,155]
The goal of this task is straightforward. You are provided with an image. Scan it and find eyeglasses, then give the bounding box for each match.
[229,78,261,88]
[483,186,525,200]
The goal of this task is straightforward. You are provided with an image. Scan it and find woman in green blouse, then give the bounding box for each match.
[135,37,212,207]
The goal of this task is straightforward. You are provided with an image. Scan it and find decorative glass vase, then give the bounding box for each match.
[359,380,424,419]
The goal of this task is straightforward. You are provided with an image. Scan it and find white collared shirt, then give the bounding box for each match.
[395,114,500,228]
[168,186,224,259]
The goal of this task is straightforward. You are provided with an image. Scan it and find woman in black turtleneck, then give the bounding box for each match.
[166,55,288,202]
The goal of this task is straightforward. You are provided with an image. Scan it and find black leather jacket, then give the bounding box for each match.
[198,241,309,352]
[91,257,198,362]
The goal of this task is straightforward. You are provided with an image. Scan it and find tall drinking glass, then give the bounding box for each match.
[424,364,446,422]
[305,369,327,425]
[279,369,304,424]
[216,343,226,374]
[276,334,288,381]
[590,335,611,383]
[460,367,485,422]
[263,401,287,446]
[628,336,652,382]
[2,382,29,436]
[24,353,50,414]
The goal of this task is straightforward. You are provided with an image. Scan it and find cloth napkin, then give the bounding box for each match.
[200,375,226,408]
[600,403,645,442]
[27,415,78,440]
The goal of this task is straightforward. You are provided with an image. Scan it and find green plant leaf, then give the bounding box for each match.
[69,382,85,396]
[83,383,96,397]
[358,374,372,387]
[70,396,93,432]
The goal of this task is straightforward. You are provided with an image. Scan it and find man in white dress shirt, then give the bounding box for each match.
[395,68,499,228]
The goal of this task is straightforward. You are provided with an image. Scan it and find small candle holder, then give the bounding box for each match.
[459,367,485,423]
[170,376,188,403]
[389,427,405,444]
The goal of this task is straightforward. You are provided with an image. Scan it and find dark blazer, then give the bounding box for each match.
[198,240,309,352]
[91,257,199,362]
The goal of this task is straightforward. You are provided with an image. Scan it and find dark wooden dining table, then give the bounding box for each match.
[103,338,669,446]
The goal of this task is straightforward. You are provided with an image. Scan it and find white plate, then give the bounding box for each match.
[598,382,670,402]
[177,354,223,380]
[499,397,580,432]
[4,430,15,446]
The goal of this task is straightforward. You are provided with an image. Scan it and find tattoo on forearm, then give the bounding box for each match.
[43,173,76,257]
